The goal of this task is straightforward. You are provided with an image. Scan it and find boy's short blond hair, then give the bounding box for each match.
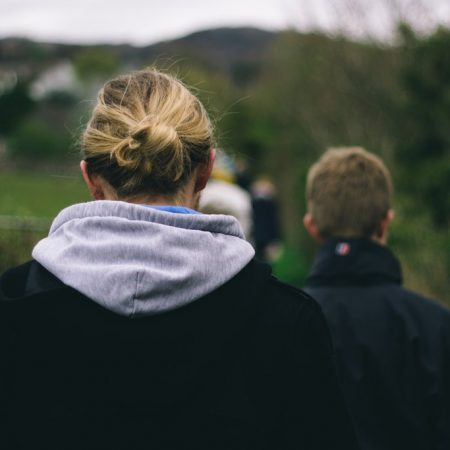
[306,147,392,238]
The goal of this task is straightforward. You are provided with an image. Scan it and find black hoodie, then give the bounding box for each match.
[0,257,359,450]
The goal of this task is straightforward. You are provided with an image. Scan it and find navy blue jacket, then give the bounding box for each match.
[305,238,450,450]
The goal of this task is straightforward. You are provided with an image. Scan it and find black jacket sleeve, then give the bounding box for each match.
[284,297,360,450]
[430,316,450,450]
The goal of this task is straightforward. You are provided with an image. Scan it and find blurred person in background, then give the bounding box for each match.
[234,157,252,192]
[303,147,450,450]
[251,177,282,263]
[0,69,359,450]
[199,150,253,239]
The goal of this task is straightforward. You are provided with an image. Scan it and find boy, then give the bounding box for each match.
[304,147,449,450]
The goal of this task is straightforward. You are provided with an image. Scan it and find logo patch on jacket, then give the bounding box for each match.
[335,242,351,256]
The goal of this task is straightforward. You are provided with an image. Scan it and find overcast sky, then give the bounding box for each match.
[1,0,449,46]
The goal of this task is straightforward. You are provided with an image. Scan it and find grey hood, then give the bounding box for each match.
[32,201,255,317]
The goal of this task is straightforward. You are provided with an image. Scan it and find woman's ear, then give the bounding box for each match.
[303,213,323,243]
[80,160,107,200]
[194,148,216,193]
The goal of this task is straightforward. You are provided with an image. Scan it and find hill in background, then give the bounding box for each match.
[0,27,276,87]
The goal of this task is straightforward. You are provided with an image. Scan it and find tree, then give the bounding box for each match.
[0,82,34,136]
[7,116,72,161]
[73,48,120,82]
[397,26,450,228]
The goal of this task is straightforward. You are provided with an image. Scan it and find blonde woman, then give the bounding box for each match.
[0,69,358,450]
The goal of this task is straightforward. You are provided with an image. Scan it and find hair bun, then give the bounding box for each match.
[112,117,183,179]
[82,69,213,197]
[131,119,180,153]
[127,137,141,150]
[112,136,149,173]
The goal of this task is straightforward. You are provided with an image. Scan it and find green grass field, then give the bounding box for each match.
[0,170,90,271]
[0,170,89,218]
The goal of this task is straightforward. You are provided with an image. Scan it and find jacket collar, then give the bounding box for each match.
[305,237,402,287]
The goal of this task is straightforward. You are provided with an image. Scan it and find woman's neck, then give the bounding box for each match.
[119,181,200,210]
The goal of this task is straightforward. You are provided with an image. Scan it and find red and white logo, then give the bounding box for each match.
[335,242,350,256]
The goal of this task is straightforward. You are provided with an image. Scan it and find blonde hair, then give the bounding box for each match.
[82,68,213,197]
[306,147,392,238]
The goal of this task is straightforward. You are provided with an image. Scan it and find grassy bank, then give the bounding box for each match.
[0,170,88,217]
[0,169,88,272]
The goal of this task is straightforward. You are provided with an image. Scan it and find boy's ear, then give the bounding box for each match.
[194,148,216,193]
[80,160,106,200]
[303,213,323,242]
[375,208,395,243]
